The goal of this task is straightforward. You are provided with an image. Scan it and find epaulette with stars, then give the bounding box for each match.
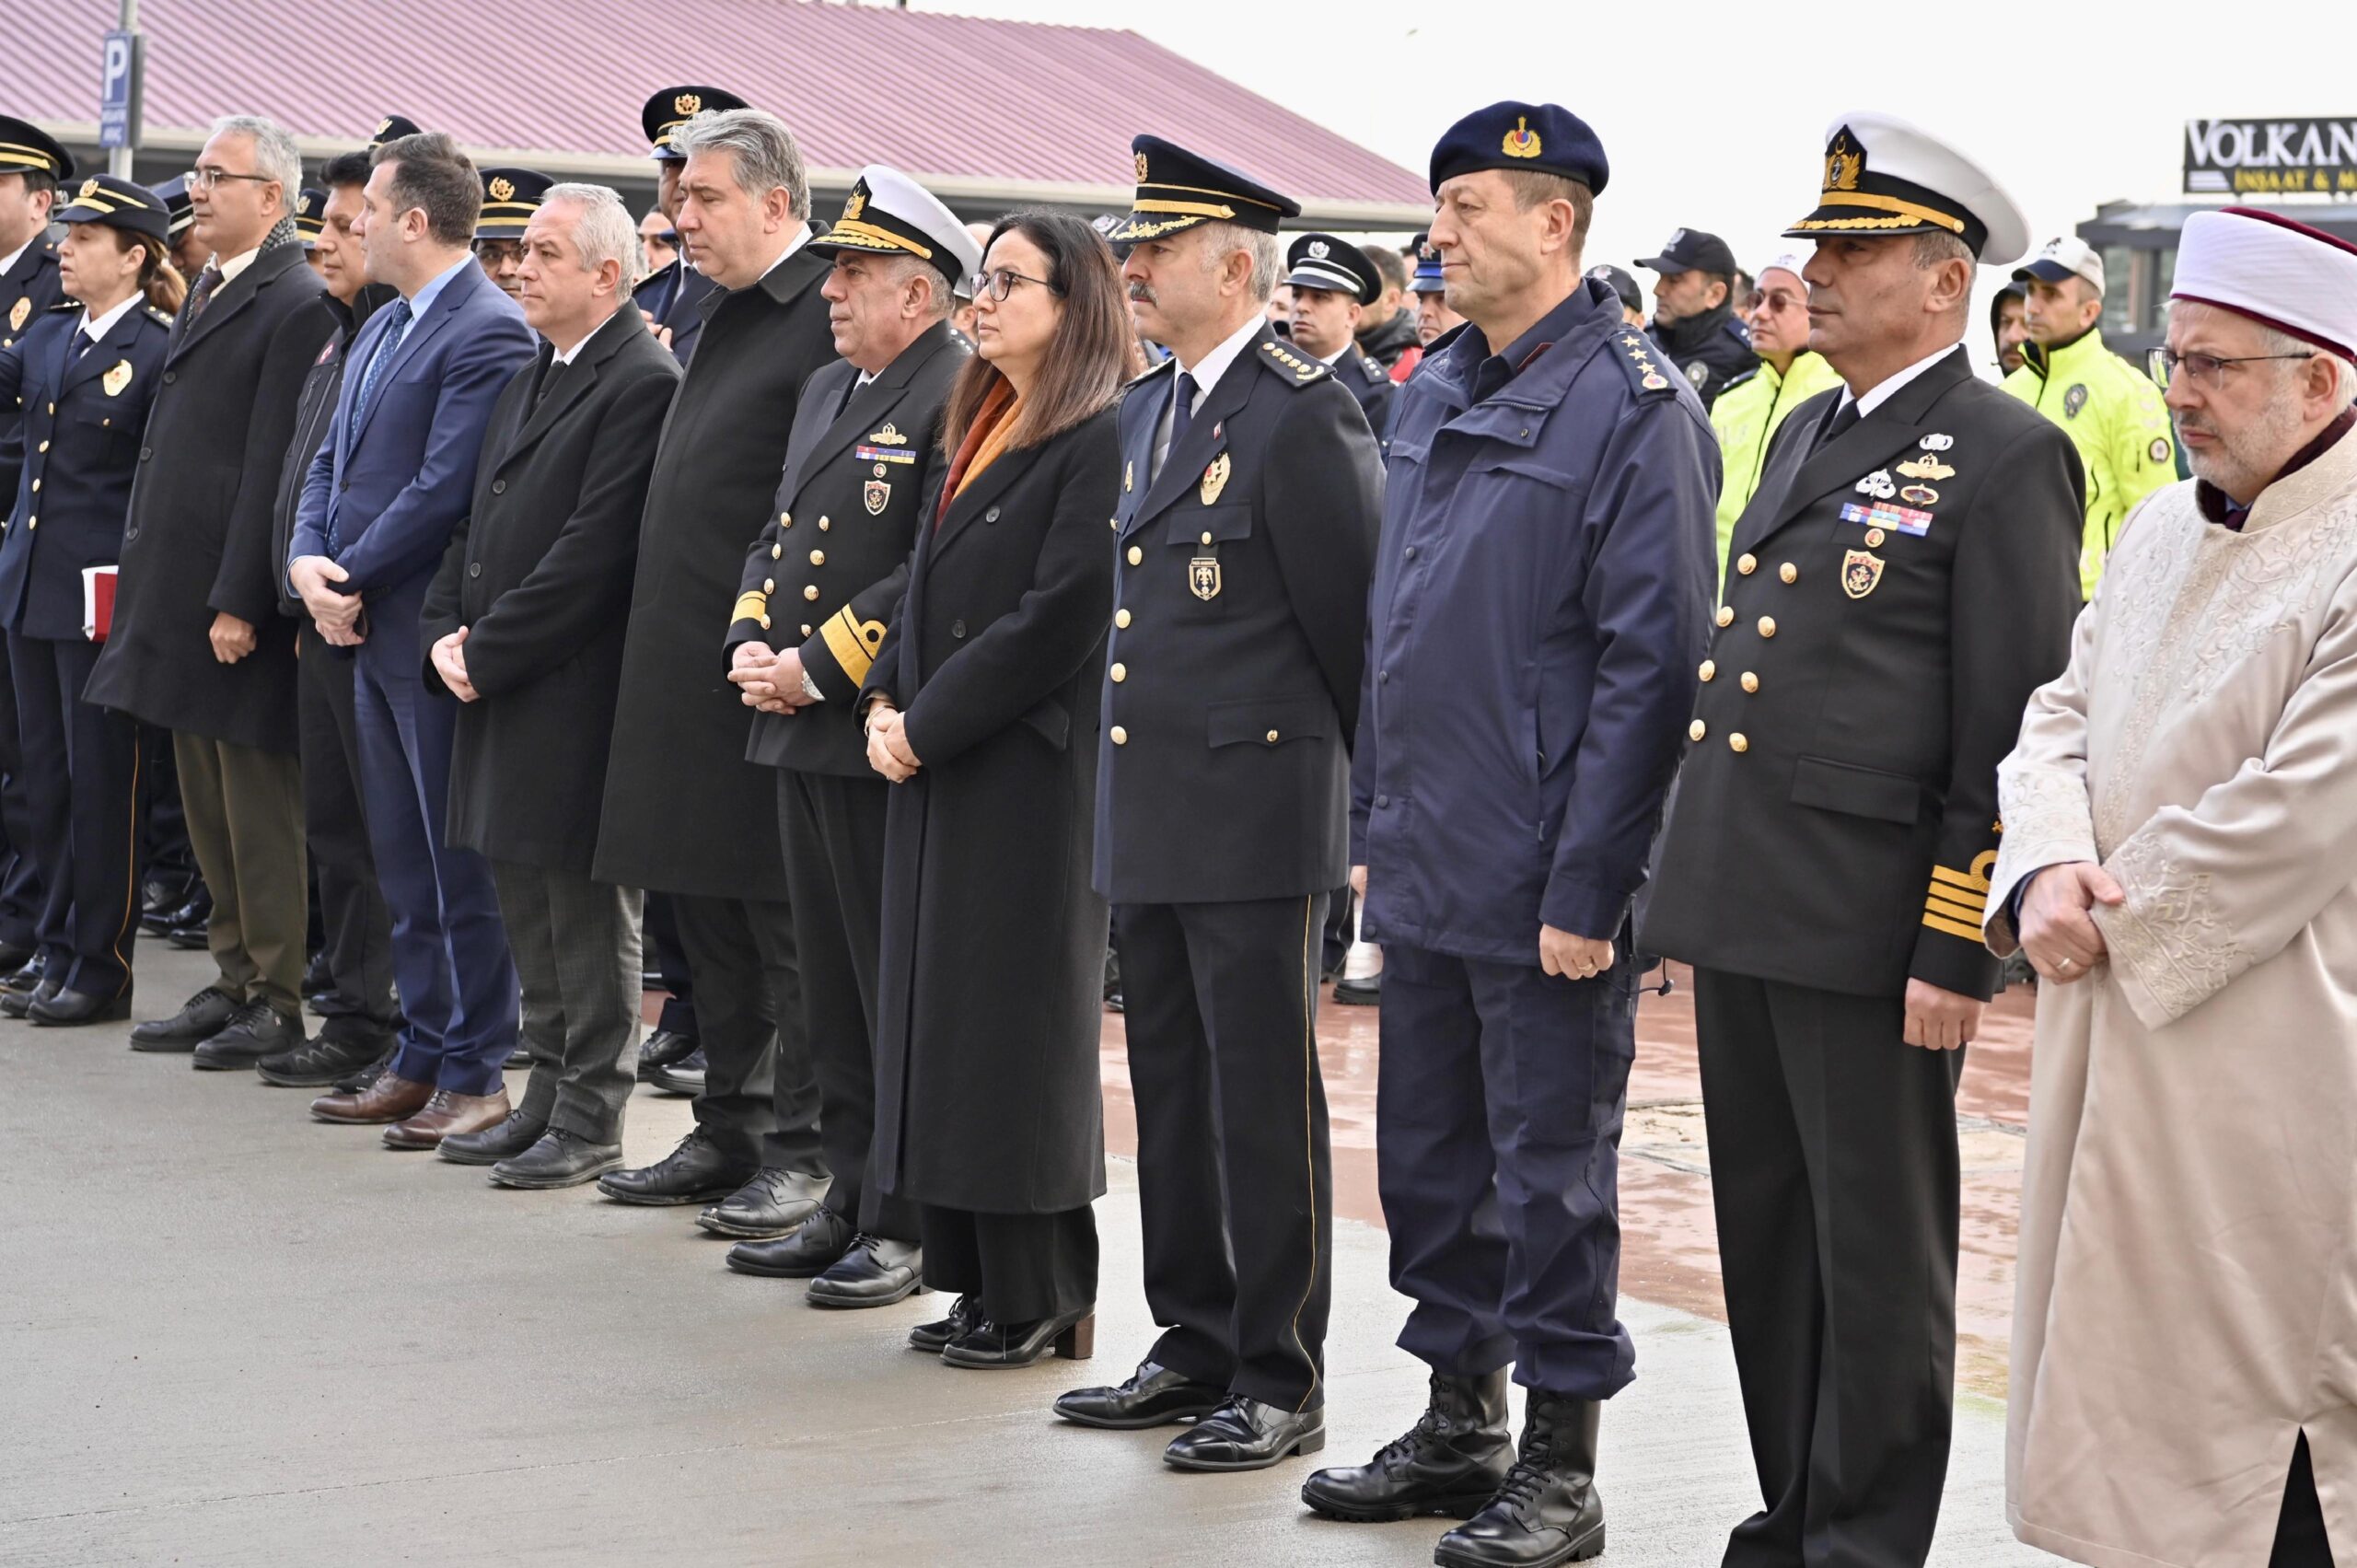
[46,300,78,314]
[1611,331,1677,397]
[145,305,175,327]
[1258,338,1330,388]
[1126,354,1176,389]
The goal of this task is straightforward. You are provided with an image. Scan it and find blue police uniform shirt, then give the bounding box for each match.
[1353,276,1719,963]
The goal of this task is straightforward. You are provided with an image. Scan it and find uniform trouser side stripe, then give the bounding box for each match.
[1288,891,1322,1413]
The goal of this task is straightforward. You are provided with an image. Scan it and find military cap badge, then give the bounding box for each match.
[676,92,702,115]
[489,176,515,202]
[77,178,99,201]
[1135,151,1150,182]
[377,116,392,135]
[1503,117,1542,159]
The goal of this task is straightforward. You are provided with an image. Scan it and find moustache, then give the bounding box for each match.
[1126,283,1156,305]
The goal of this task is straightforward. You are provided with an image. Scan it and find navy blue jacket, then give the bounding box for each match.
[1352,278,1718,963]
[633,258,716,366]
[293,260,533,671]
[0,299,173,639]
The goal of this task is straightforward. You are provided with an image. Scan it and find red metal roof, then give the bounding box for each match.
[21,0,1428,219]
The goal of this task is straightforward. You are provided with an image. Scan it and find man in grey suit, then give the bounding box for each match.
[422,185,681,1188]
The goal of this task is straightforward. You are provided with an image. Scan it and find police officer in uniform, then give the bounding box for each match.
[1304,103,1717,1567]
[0,176,176,1023]
[1636,226,1753,411]
[1642,113,2084,1568]
[719,167,978,1301]
[152,175,205,283]
[472,167,552,301]
[1051,137,1379,1470]
[1283,232,1393,435]
[631,85,747,366]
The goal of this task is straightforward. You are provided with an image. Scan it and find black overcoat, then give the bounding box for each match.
[862,405,1120,1214]
[422,302,680,875]
[591,244,835,898]
[84,241,336,751]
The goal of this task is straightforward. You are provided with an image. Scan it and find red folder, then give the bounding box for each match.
[83,565,117,642]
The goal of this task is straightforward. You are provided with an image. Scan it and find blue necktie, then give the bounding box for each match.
[330,300,412,555]
[1164,372,1199,478]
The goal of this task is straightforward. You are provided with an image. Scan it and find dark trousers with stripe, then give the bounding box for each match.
[0,633,42,950]
[1691,966,1963,1568]
[8,633,146,997]
[1376,940,1637,1399]
[1114,893,1331,1411]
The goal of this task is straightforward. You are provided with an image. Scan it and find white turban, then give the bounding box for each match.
[2173,206,2357,365]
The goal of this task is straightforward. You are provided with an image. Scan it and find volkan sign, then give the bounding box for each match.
[2184,118,2357,196]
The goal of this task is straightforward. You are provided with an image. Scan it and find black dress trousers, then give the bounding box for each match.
[779,767,914,1241]
[643,890,697,1038]
[668,890,822,1175]
[0,634,41,950]
[296,621,396,1032]
[1691,966,1964,1568]
[1114,893,1332,1411]
[919,1202,1098,1327]
[8,633,146,996]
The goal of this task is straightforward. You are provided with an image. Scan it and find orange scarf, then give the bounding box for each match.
[938,378,1021,528]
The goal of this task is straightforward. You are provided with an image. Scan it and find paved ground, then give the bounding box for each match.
[0,941,2061,1566]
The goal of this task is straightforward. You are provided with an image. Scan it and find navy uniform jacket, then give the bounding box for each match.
[1326,343,1395,444]
[1642,347,2084,1001]
[0,300,173,638]
[633,259,717,366]
[1095,326,1382,905]
[0,238,64,502]
[1353,278,1718,963]
[725,319,967,777]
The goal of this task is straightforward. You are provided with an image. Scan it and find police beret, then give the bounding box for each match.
[1784,110,2028,265]
[369,114,424,148]
[643,86,749,160]
[1429,101,1607,196]
[0,117,73,183]
[149,174,194,238]
[1284,233,1380,306]
[476,168,553,240]
[809,165,984,288]
[54,174,168,243]
[295,186,329,249]
[1107,135,1300,244]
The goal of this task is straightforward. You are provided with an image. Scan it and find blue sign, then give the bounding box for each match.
[99,30,141,151]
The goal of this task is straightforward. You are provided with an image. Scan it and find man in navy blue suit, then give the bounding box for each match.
[289,132,535,1148]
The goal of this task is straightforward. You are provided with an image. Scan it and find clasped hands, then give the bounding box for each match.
[289,555,366,647]
[727,641,819,716]
[2016,860,2125,987]
[863,701,921,783]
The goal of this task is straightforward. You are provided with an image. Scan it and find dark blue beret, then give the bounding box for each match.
[1429,101,1608,197]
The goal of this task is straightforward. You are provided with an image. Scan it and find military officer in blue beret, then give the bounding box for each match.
[632,85,748,365]
[1283,232,1394,435]
[1052,135,1381,1471]
[0,175,178,1024]
[1410,237,1464,349]
[1302,101,1717,1567]
[473,167,552,300]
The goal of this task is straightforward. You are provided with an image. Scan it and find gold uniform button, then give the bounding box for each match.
[25,516,33,528]
[758,614,771,630]
[1266,729,1281,744]
[1779,563,1797,584]
[1109,663,1127,682]
[780,511,791,525]
[1689,719,1706,742]
[1757,616,1777,638]
[1741,671,1759,693]
[762,578,774,593]
[1127,546,1143,566]
[818,516,830,531]
[1201,531,1213,545]
[799,624,812,636]
[809,550,825,566]
[1698,659,1715,681]
[1714,606,1734,628]
[1736,553,1757,575]
[771,543,783,559]
[1109,516,1119,530]
[29,479,37,493]
[803,585,820,601]
[35,440,46,453]
[1114,609,1132,630]
[1109,726,1128,746]
[1729,732,1749,753]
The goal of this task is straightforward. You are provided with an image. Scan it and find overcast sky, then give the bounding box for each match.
[917,0,2349,293]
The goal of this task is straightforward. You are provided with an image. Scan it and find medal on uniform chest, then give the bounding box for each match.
[1899,484,1938,506]
[864,478,891,515]
[1841,548,1886,599]
[1919,433,1954,451]
[1896,455,1953,482]
[1200,451,1231,505]
[1854,468,1896,500]
[101,360,134,397]
[7,298,26,331]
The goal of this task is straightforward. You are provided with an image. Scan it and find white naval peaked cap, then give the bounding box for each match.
[810,164,984,287]
[1783,110,2031,268]
[2172,206,2357,365]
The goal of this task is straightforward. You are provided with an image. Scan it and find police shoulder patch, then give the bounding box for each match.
[1720,365,1759,395]
[1126,354,1176,389]
[1260,338,1329,387]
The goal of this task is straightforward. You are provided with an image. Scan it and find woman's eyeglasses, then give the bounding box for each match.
[970,267,1061,303]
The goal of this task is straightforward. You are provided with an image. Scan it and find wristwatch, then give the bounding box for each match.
[800,668,824,703]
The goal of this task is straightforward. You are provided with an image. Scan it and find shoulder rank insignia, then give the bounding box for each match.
[146,306,174,327]
[1201,452,1231,505]
[1620,332,1670,392]
[1841,548,1885,599]
[8,298,27,331]
[101,360,134,398]
[1261,339,1328,383]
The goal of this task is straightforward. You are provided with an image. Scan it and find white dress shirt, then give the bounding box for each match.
[75,293,143,350]
[1838,338,1967,419]
[1152,311,1267,479]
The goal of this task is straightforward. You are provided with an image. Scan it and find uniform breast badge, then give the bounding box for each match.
[1854,469,1897,500]
[2063,384,2088,419]
[1895,455,1953,482]
[8,297,27,331]
[101,359,134,398]
[1200,452,1231,505]
[1919,433,1955,451]
[1189,553,1222,601]
[864,478,891,515]
[1898,484,1938,506]
[1841,548,1886,599]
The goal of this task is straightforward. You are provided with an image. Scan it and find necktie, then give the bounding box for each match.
[353,298,412,425]
[836,372,867,424]
[72,330,97,362]
[536,355,568,406]
[182,263,223,331]
[1817,397,1862,451]
[1164,372,1200,477]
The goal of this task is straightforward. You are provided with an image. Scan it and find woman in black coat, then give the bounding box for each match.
[859,212,1134,1368]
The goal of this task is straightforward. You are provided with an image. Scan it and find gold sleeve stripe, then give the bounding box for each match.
[1930,863,1992,893]
[819,606,887,688]
[1922,912,1984,942]
[1925,893,1985,925]
[1926,881,1987,910]
[730,592,769,624]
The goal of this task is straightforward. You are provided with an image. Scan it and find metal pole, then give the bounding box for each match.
[106,0,140,179]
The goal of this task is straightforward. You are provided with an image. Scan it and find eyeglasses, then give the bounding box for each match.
[184,167,275,192]
[970,267,1061,303]
[2148,346,2315,392]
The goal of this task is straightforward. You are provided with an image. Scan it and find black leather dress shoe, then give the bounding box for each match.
[1054,1360,1228,1430]
[910,1294,982,1353]
[1302,1371,1512,1522]
[192,1002,303,1070]
[807,1236,925,1307]
[1431,1393,1605,1568]
[1,976,57,1016]
[645,1044,707,1096]
[726,1205,854,1277]
[1332,973,1381,1006]
[161,888,214,949]
[256,1028,390,1088]
[2,958,45,993]
[940,1307,1095,1369]
[491,1127,623,1190]
[301,948,333,1001]
[696,1167,827,1237]
[1164,1396,1326,1472]
[635,1027,697,1082]
[28,987,133,1026]
[129,986,240,1051]
[437,1109,550,1166]
[596,1129,750,1206]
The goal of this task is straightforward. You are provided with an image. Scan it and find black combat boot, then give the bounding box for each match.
[1432,1391,1604,1567]
[1300,1369,1512,1522]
